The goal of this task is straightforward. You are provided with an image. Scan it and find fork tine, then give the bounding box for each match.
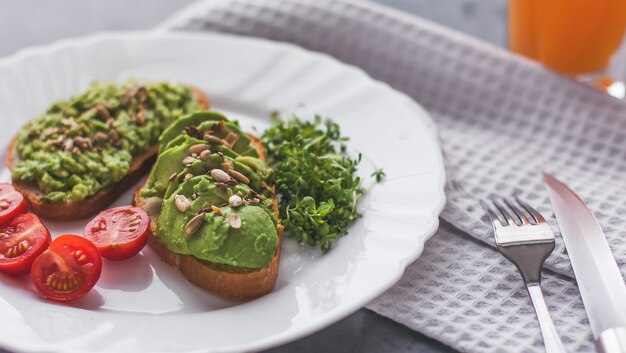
[479,200,506,227]
[504,198,531,224]
[492,198,521,226]
[515,196,545,223]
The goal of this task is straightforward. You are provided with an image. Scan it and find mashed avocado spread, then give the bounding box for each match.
[142,112,279,269]
[12,81,200,203]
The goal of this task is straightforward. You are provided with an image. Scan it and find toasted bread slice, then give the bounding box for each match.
[133,132,282,300]
[5,86,209,221]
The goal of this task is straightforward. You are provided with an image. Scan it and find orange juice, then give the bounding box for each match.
[509,0,626,75]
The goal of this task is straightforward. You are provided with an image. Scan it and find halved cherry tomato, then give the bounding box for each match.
[0,183,28,224]
[84,206,150,261]
[0,213,51,275]
[31,235,102,302]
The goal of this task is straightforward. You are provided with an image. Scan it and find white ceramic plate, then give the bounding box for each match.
[0,31,445,353]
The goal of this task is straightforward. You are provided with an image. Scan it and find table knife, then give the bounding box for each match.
[544,173,626,353]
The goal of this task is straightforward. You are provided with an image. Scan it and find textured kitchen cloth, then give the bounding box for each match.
[369,222,594,353]
[158,1,626,352]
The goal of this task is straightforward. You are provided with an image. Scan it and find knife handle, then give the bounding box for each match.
[597,327,626,353]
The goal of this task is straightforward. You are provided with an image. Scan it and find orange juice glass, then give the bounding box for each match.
[509,0,626,76]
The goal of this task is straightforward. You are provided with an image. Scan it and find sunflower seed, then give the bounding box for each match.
[136,85,148,102]
[50,136,64,148]
[134,110,146,125]
[93,131,108,143]
[96,103,111,120]
[228,170,250,184]
[41,127,59,139]
[185,213,204,235]
[228,195,243,208]
[61,118,79,129]
[205,135,225,145]
[108,129,119,141]
[182,156,197,167]
[210,169,231,183]
[211,205,223,215]
[229,214,242,229]
[74,136,91,149]
[189,144,209,155]
[120,86,136,105]
[199,149,212,160]
[175,195,190,213]
[63,138,74,151]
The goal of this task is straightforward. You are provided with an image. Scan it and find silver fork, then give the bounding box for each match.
[482,197,567,353]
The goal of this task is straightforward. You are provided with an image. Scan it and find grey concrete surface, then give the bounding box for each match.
[0,1,507,352]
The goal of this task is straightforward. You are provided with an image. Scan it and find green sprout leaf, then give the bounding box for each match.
[262,115,377,252]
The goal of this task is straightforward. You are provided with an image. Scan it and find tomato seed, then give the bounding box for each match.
[17,240,28,253]
[3,240,30,258]
[46,273,79,292]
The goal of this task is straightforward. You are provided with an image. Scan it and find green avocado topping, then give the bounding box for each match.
[145,113,278,269]
[12,81,200,203]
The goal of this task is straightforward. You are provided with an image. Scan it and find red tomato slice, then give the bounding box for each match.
[84,206,150,261]
[31,235,102,302]
[0,183,28,224]
[0,213,51,275]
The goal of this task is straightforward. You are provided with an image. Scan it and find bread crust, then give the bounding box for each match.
[133,132,282,300]
[5,86,209,221]
[137,194,282,301]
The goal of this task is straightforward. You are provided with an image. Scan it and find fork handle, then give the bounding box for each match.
[527,283,567,353]
[597,327,626,353]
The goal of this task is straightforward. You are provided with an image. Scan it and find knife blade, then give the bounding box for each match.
[543,172,626,353]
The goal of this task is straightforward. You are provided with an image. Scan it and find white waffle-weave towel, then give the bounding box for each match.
[159,1,626,352]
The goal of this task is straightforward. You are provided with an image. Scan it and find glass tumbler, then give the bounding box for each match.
[509,0,626,97]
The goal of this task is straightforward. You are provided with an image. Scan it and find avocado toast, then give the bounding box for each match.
[134,112,283,300]
[6,81,208,220]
